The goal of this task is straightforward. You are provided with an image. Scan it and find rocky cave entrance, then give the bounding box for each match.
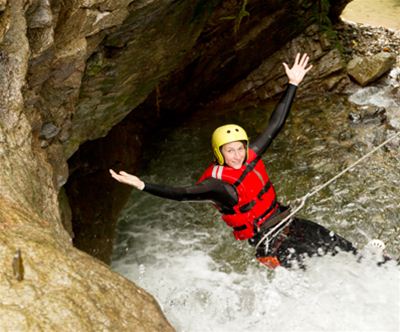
[63,94,186,264]
[62,0,349,264]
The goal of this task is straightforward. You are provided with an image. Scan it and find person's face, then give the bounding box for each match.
[221,141,246,169]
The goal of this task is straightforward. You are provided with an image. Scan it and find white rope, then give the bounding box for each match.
[255,130,400,250]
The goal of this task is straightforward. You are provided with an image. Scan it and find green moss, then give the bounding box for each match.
[220,0,250,35]
[311,0,344,53]
[85,52,104,77]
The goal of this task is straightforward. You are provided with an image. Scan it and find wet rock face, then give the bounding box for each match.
[348,105,387,125]
[145,1,353,112]
[67,0,216,158]
[0,0,63,231]
[0,0,192,329]
[212,24,350,107]
[25,0,137,188]
[65,112,146,263]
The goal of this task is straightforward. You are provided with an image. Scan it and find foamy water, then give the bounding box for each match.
[112,198,400,332]
[349,68,400,108]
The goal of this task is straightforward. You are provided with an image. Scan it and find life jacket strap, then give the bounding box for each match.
[253,200,278,229]
[257,180,272,200]
[233,224,247,232]
[238,200,256,213]
[237,180,272,213]
[233,200,278,233]
[233,155,262,187]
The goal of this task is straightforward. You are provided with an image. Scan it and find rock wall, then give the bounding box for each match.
[0,197,173,331]
[139,0,350,113]
[0,0,64,235]
[0,0,180,329]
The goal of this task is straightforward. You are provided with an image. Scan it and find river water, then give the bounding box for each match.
[111,68,400,331]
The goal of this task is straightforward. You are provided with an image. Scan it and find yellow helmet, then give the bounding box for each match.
[211,124,248,165]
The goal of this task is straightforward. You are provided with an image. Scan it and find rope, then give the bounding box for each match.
[255,130,400,250]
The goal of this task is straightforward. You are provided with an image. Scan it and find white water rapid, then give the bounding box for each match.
[112,193,399,331]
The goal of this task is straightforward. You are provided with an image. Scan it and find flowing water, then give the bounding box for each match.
[111,70,400,331]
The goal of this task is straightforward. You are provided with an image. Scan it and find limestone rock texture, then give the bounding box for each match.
[0,0,351,329]
[0,197,172,331]
[0,0,180,329]
[347,52,397,86]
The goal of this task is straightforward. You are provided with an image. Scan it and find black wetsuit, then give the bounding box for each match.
[143,84,356,267]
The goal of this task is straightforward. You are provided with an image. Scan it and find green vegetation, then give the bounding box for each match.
[314,0,344,52]
[220,0,250,35]
[85,52,104,77]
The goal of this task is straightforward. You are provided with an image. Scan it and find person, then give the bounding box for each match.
[110,53,356,269]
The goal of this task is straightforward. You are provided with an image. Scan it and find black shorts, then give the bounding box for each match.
[250,217,357,268]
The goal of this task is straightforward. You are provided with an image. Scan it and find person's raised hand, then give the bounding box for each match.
[109,169,145,190]
[282,53,313,86]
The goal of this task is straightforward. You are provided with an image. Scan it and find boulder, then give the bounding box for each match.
[0,198,174,331]
[347,52,396,86]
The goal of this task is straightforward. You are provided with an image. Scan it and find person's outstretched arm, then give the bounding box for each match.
[251,53,312,155]
[109,169,238,207]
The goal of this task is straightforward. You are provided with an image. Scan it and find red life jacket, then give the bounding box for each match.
[198,148,278,240]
